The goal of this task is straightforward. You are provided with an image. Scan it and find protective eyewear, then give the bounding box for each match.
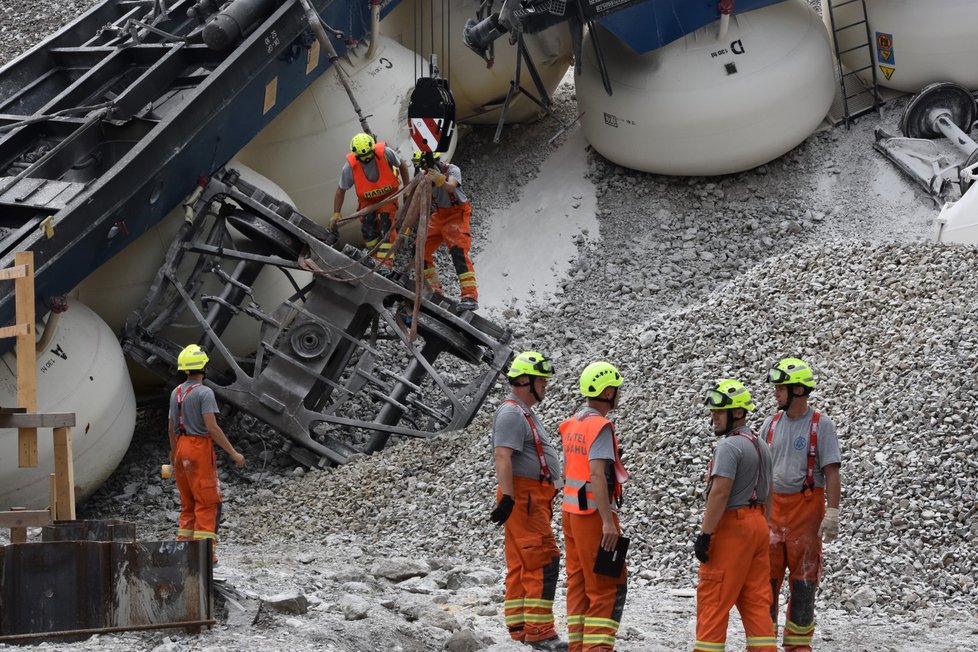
[767,366,791,384]
[703,389,733,409]
[534,358,554,375]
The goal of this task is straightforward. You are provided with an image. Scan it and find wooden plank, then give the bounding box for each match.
[52,427,76,520]
[15,251,37,468]
[0,323,30,339]
[0,264,28,280]
[0,509,51,529]
[49,473,57,523]
[0,413,75,428]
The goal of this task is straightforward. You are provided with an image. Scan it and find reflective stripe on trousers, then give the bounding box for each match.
[694,507,776,652]
[770,487,824,652]
[422,203,477,300]
[502,476,560,643]
[564,510,626,652]
[174,434,222,562]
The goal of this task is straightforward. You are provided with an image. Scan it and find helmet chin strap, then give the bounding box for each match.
[530,377,544,403]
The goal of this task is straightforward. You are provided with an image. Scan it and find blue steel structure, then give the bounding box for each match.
[0,0,399,338]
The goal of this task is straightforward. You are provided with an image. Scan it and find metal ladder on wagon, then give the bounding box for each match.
[825,0,882,128]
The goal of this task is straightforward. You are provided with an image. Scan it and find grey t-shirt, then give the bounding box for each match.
[168,381,219,436]
[709,425,773,510]
[759,407,841,494]
[429,163,468,207]
[338,147,402,190]
[492,394,561,481]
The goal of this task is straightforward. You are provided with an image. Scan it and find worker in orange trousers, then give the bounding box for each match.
[694,379,776,652]
[491,351,566,651]
[561,361,629,652]
[168,344,245,564]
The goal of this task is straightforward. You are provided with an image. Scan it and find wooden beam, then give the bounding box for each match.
[52,427,75,520]
[15,251,37,468]
[0,509,51,529]
[0,323,30,339]
[0,264,29,281]
[0,413,76,428]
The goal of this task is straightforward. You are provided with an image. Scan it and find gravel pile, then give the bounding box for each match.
[6,1,978,651]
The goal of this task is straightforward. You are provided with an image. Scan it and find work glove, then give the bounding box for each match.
[328,211,342,231]
[490,495,515,525]
[694,532,712,563]
[819,507,840,543]
[428,170,446,187]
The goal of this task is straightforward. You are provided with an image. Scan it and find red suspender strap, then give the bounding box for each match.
[503,400,552,482]
[176,383,201,435]
[767,411,781,445]
[806,411,820,491]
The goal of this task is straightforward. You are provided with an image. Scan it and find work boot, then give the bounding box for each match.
[527,636,568,652]
[457,297,479,312]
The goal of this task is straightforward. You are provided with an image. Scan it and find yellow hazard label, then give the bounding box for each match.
[306,40,320,75]
[263,78,278,114]
[879,65,895,80]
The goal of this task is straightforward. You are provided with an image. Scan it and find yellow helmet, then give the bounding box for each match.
[350,132,376,160]
[506,351,554,379]
[177,344,209,371]
[704,379,755,412]
[411,150,440,166]
[579,361,622,398]
[767,357,815,388]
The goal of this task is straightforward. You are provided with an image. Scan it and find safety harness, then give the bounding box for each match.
[706,429,762,506]
[503,399,553,484]
[768,410,821,492]
[176,382,203,436]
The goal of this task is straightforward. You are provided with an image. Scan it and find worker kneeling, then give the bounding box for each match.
[694,379,776,652]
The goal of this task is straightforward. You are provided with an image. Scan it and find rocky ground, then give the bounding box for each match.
[4,1,978,651]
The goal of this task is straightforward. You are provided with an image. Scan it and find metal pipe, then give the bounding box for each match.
[718,13,730,40]
[933,112,978,157]
[365,0,381,60]
[0,619,217,642]
[296,0,372,135]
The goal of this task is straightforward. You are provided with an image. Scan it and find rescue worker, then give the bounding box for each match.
[413,150,479,311]
[167,344,245,564]
[763,357,842,652]
[490,351,566,651]
[332,132,410,272]
[694,379,776,652]
[560,361,629,652]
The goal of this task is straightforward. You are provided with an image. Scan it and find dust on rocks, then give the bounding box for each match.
[4,2,978,651]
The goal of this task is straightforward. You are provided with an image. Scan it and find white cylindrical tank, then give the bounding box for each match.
[75,161,311,388]
[235,36,451,226]
[0,300,136,510]
[824,0,978,93]
[576,0,835,176]
[380,0,572,125]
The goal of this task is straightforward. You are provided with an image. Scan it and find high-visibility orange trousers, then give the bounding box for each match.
[563,510,627,652]
[174,435,222,561]
[501,477,560,643]
[770,488,825,652]
[694,507,776,652]
[423,202,477,300]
